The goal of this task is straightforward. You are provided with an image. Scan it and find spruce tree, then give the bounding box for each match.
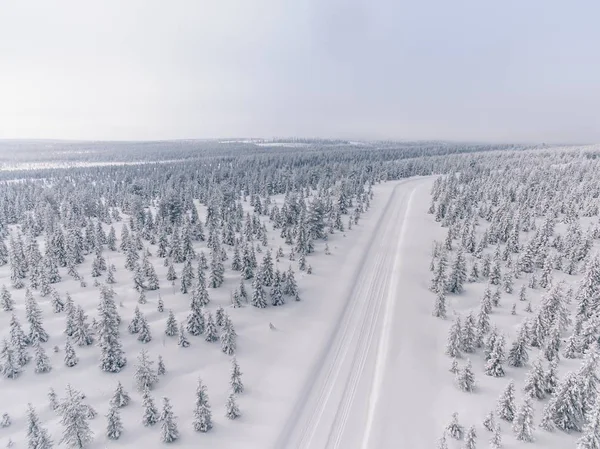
[141,386,159,426]
[221,316,237,355]
[251,276,267,308]
[34,341,52,373]
[457,359,475,392]
[446,412,464,440]
[64,340,79,367]
[523,356,547,399]
[490,423,502,449]
[110,382,130,408]
[165,310,178,336]
[463,425,476,449]
[157,354,166,376]
[134,350,158,391]
[59,385,94,448]
[178,323,190,348]
[446,316,462,358]
[497,381,516,422]
[483,411,495,432]
[193,378,213,432]
[513,396,535,442]
[578,406,600,449]
[97,285,126,373]
[26,289,49,344]
[507,321,529,367]
[225,393,241,420]
[204,312,219,342]
[1,285,14,312]
[137,314,152,343]
[160,397,179,443]
[26,403,53,449]
[447,246,467,294]
[106,403,123,440]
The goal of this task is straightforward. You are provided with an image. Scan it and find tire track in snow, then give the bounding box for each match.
[274,180,420,449]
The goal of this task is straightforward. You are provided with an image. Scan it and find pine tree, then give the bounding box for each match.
[64,341,79,367]
[166,262,177,281]
[34,341,52,373]
[513,396,535,442]
[433,289,447,319]
[10,314,30,366]
[165,310,178,336]
[48,388,59,410]
[497,381,516,422]
[446,316,462,358]
[457,359,475,392]
[97,285,126,373]
[225,393,241,420]
[447,247,467,294]
[106,404,123,440]
[1,413,9,428]
[0,338,22,379]
[26,403,53,449]
[134,349,158,391]
[193,378,213,432]
[110,382,130,408]
[283,266,298,297]
[72,306,93,346]
[507,321,529,367]
[463,425,476,449]
[490,423,502,449]
[26,290,49,344]
[230,357,244,393]
[485,338,506,377]
[128,306,142,334]
[204,312,219,342]
[157,354,166,376]
[59,385,94,448]
[178,323,190,347]
[519,285,527,302]
[460,313,477,353]
[1,285,14,312]
[271,273,285,306]
[446,412,464,440]
[141,386,159,426]
[221,316,237,355]
[577,406,600,449]
[160,397,179,443]
[545,358,559,395]
[523,356,547,399]
[137,314,152,343]
[251,276,267,308]
[483,411,495,432]
[544,371,586,432]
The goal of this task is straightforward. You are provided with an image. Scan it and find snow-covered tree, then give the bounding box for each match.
[497,381,516,422]
[26,403,53,449]
[141,386,159,427]
[513,396,535,442]
[134,349,158,391]
[59,385,94,448]
[160,397,179,443]
[105,404,123,440]
[193,377,212,432]
[225,393,241,420]
[230,357,244,394]
[110,382,130,408]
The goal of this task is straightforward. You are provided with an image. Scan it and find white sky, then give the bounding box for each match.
[0,0,599,143]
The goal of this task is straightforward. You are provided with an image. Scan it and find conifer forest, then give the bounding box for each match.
[1,140,600,449]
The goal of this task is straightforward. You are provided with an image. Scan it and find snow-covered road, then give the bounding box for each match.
[275,177,444,449]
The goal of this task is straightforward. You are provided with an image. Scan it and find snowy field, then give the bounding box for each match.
[1,142,600,449]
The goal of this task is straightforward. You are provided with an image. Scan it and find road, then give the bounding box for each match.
[274,177,443,449]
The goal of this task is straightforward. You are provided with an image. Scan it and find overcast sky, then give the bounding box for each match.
[1,0,598,143]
